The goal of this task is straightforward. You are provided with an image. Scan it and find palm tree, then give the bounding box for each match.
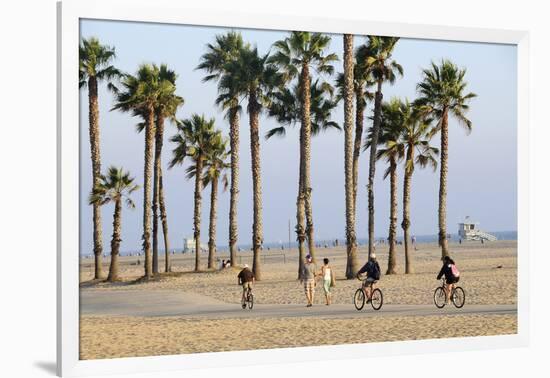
[364,36,403,259]
[270,32,338,263]
[197,32,246,267]
[369,98,406,275]
[204,137,230,269]
[217,45,282,280]
[152,65,183,274]
[89,167,139,282]
[112,63,171,278]
[415,60,476,258]
[79,37,121,279]
[169,114,218,272]
[133,67,183,273]
[266,79,339,278]
[341,34,359,279]
[336,42,375,220]
[399,103,438,273]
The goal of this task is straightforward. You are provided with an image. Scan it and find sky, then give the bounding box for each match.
[79,19,517,255]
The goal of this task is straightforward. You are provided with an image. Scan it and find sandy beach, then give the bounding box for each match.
[79,240,517,359]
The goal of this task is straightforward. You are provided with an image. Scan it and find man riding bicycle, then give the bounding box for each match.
[356,253,381,302]
[237,264,255,306]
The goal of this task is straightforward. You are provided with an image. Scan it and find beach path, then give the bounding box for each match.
[80,289,516,319]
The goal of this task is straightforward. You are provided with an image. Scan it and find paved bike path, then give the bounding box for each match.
[80,289,517,319]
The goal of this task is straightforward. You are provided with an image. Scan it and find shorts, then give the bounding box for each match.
[446,276,459,285]
[362,277,377,288]
[242,282,252,292]
[304,279,315,293]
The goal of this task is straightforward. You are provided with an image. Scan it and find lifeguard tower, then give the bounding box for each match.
[458,216,497,242]
[183,237,207,253]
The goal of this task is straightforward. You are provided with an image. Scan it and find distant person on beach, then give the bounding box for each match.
[221,259,226,270]
[319,258,336,305]
[412,235,417,250]
[356,253,381,301]
[437,255,460,304]
[225,259,231,268]
[237,264,255,306]
[301,255,317,307]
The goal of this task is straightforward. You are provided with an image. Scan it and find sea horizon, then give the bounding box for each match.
[79,230,518,257]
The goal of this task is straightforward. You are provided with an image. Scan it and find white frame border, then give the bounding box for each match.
[57,1,530,376]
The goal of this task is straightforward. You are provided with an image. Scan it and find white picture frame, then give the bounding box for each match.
[57,0,530,376]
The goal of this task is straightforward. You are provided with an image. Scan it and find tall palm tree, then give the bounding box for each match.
[341,34,359,279]
[266,79,339,278]
[112,63,171,278]
[399,103,438,273]
[369,98,406,275]
[270,32,338,263]
[197,32,246,267]
[169,114,218,272]
[336,42,375,219]
[79,37,121,279]
[217,45,282,280]
[415,60,476,258]
[364,36,403,259]
[89,167,139,282]
[152,65,183,274]
[203,137,230,269]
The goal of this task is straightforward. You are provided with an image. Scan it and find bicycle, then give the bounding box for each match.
[241,285,254,310]
[433,278,465,308]
[354,276,383,311]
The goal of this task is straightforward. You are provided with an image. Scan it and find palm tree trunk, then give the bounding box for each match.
[300,63,316,262]
[87,76,104,280]
[367,80,383,258]
[439,109,450,258]
[387,155,398,274]
[296,127,307,280]
[352,88,365,218]
[193,155,204,272]
[228,107,240,266]
[249,92,263,280]
[152,111,164,274]
[208,176,219,269]
[142,107,155,278]
[343,34,359,279]
[402,146,414,273]
[107,198,122,282]
[159,168,171,272]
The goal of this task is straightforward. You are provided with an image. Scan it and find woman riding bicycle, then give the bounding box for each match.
[437,255,460,304]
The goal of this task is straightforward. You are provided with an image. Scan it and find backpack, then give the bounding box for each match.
[451,264,460,278]
[370,261,381,280]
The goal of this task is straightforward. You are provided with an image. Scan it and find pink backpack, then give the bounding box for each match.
[451,264,460,278]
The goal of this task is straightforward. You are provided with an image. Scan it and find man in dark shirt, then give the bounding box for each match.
[356,253,381,302]
[238,264,255,306]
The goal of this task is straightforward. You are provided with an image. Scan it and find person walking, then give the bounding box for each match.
[319,258,336,305]
[301,254,317,307]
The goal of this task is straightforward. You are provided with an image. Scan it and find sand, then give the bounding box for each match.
[79,314,517,359]
[80,241,517,306]
[79,241,518,360]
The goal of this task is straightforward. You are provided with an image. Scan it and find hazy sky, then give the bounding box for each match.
[79,19,517,255]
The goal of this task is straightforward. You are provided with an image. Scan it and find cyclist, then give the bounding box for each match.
[437,255,460,303]
[237,264,255,307]
[356,253,381,302]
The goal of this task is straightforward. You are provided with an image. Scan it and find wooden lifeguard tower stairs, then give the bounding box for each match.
[458,216,497,242]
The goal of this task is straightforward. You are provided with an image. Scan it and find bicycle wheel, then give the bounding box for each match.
[452,287,465,308]
[370,288,383,310]
[434,287,446,308]
[354,288,365,310]
[247,292,254,310]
